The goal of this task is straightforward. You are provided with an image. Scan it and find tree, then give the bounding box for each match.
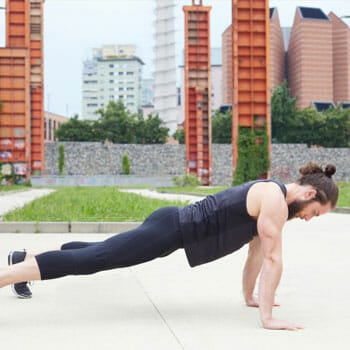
[212,109,232,143]
[173,128,185,144]
[271,80,298,142]
[320,107,350,147]
[54,101,170,144]
[55,115,98,141]
[136,113,169,144]
[95,100,138,143]
[276,107,350,147]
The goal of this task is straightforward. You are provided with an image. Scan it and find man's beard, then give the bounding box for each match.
[287,200,313,220]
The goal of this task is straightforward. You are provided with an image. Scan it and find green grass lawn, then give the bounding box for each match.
[3,187,188,222]
[2,182,349,222]
[0,185,30,193]
[337,182,350,208]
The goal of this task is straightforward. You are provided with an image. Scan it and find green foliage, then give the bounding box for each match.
[55,115,100,141]
[271,80,298,142]
[172,174,202,187]
[121,153,131,175]
[212,109,232,143]
[58,144,65,175]
[173,109,232,145]
[233,124,270,186]
[337,182,350,208]
[95,100,138,143]
[173,128,185,144]
[54,101,169,144]
[135,113,169,144]
[271,81,350,147]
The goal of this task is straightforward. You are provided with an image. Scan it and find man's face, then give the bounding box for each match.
[288,200,332,221]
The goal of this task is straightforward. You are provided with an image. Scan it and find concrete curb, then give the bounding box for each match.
[0,207,348,234]
[333,207,350,214]
[0,222,141,234]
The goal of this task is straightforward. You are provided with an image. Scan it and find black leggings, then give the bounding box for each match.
[35,207,183,280]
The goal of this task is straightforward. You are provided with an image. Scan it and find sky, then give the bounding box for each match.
[1,0,350,117]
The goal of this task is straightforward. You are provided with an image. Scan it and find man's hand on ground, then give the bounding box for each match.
[262,318,304,331]
[245,295,280,308]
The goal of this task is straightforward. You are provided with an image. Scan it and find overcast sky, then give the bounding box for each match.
[1,0,349,117]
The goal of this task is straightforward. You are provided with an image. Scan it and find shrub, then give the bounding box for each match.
[122,153,131,175]
[233,123,269,186]
[58,144,65,175]
[172,174,202,187]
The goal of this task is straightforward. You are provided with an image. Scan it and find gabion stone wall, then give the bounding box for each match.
[44,142,349,185]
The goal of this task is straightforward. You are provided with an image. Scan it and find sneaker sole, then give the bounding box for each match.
[8,251,32,299]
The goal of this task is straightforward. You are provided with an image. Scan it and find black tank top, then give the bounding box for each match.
[178,180,287,267]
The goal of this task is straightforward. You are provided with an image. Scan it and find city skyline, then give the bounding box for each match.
[0,0,349,117]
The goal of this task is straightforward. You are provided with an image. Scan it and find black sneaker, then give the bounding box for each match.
[8,250,32,299]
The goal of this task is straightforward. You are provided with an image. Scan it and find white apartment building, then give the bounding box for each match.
[153,0,178,135]
[82,45,144,120]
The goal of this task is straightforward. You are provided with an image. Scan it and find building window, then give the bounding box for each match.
[119,72,124,75]
[127,72,134,75]
[109,80,114,83]
[109,64,114,68]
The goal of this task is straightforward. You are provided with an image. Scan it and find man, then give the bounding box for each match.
[2,162,339,330]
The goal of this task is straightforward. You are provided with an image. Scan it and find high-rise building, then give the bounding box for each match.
[153,0,178,135]
[221,25,232,106]
[141,78,154,106]
[288,7,333,109]
[329,12,350,105]
[82,45,144,120]
[270,8,285,90]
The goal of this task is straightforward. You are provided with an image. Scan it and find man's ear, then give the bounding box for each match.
[304,188,317,200]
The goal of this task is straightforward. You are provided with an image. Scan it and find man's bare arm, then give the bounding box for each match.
[257,184,304,330]
[242,235,263,306]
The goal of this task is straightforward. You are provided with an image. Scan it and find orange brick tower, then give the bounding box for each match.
[231,0,271,171]
[0,0,44,177]
[183,0,212,185]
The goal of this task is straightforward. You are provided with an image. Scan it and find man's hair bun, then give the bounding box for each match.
[299,162,323,176]
[299,162,336,178]
[324,164,336,178]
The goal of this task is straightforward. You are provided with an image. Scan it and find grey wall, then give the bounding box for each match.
[43,142,349,185]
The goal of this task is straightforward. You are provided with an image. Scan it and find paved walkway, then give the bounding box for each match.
[120,188,203,203]
[0,189,55,217]
[0,213,349,349]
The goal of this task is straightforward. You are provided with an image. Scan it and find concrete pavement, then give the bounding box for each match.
[0,188,56,218]
[0,213,349,349]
